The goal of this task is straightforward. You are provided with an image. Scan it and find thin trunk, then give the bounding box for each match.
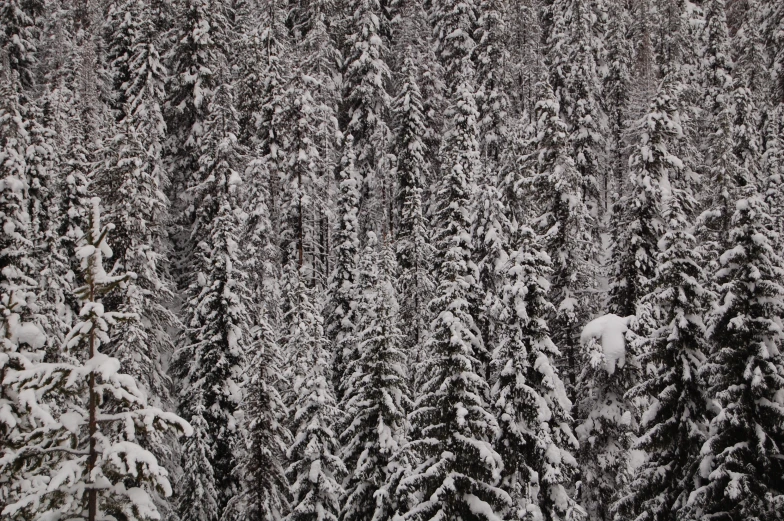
[87,280,97,521]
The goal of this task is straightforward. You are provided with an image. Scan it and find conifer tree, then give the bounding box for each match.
[575,315,640,521]
[397,57,510,521]
[1,198,191,521]
[0,0,42,86]
[172,84,250,521]
[491,225,582,521]
[688,189,784,520]
[340,233,410,521]
[227,314,292,521]
[430,0,478,94]
[609,78,680,317]
[283,263,346,521]
[342,0,393,234]
[393,48,435,369]
[473,0,508,161]
[614,179,712,521]
[326,136,361,398]
[528,81,595,393]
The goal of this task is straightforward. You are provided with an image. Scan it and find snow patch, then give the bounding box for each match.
[580,314,634,375]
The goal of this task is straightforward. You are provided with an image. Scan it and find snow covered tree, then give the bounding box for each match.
[342,0,393,234]
[0,0,42,87]
[165,0,228,195]
[282,263,346,521]
[528,80,596,394]
[93,118,177,406]
[614,181,712,521]
[575,314,640,521]
[339,233,410,521]
[430,0,478,94]
[602,0,632,201]
[473,0,509,161]
[226,314,292,521]
[392,47,434,369]
[326,136,361,398]
[172,84,250,521]
[762,104,783,247]
[609,77,681,318]
[687,189,784,520]
[397,57,510,521]
[491,224,582,521]
[1,198,191,521]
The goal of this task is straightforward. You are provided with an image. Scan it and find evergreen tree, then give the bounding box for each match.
[342,0,393,234]
[528,81,595,394]
[430,0,478,93]
[172,84,250,521]
[1,198,191,521]
[491,225,582,521]
[688,189,784,520]
[326,136,361,398]
[340,233,410,521]
[473,0,508,161]
[609,77,680,317]
[0,0,42,87]
[392,48,435,370]
[283,264,346,521]
[575,314,640,521]
[227,314,292,521]
[614,180,712,521]
[397,57,510,521]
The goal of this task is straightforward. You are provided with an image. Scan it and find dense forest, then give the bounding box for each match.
[2,0,784,520]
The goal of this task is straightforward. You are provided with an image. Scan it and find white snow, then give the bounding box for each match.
[580,314,634,375]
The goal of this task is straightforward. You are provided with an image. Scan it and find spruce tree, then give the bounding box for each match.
[339,233,410,521]
[1,198,191,521]
[528,80,595,394]
[0,0,42,87]
[326,136,361,398]
[491,225,582,521]
[609,77,680,317]
[397,57,510,521]
[614,181,712,521]
[688,189,784,520]
[393,48,435,371]
[172,84,250,521]
[283,264,346,521]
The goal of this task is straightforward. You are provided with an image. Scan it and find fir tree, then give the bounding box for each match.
[575,314,640,521]
[614,181,712,521]
[397,57,510,521]
[0,0,42,87]
[172,84,250,521]
[393,47,435,370]
[491,225,582,521]
[326,136,361,398]
[688,189,784,520]
[283,264,346,521]
[227,314,292,521]
[528,80,596,394]
[609,77,680,317]
[1,198,191,521]
[340,233,410,521]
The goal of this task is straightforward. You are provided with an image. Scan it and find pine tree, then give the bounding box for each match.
[430,0,478,94]
[473,0,509,161]
[609,77,681,317]
[326,136,361,398]
[227,314,292,521]
[491,225,582,521]
[397,57,510,521]
[614,180,712,521]
[575,314,640,521]
[1,198,191,521]
[392,48,435,370]
[172,84,250,521]
[342,0,393,235]
[688,189,784,520]
[0,0,42,87]
[340,233,410,521]
[528,80,595,394]
[283,264,346,521]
